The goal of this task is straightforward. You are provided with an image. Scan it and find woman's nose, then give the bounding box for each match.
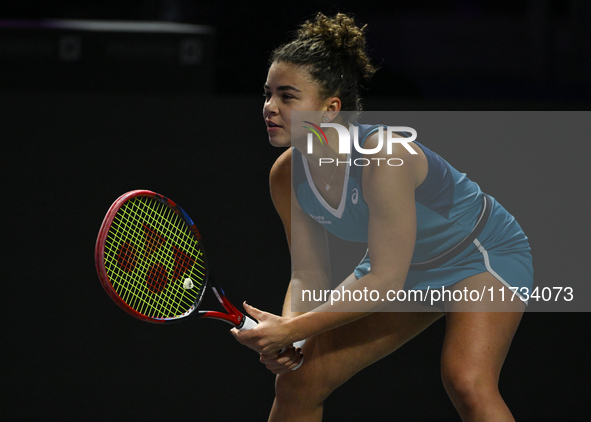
[263,96,278,115]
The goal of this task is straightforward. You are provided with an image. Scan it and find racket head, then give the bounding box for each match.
[95,190,208,323]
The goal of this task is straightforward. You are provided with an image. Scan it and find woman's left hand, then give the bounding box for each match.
[231,302,295,355]
[259,347,304,374]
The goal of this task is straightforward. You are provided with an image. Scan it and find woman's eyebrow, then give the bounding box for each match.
[264,84,302,92]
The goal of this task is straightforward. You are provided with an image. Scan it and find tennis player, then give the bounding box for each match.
[232,13,533,422]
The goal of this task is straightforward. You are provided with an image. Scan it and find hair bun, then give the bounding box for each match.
[300,13,365,54]
[299,13,375,81]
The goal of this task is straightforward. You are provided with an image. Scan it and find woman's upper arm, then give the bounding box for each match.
[269,149,330,279]
[269,149,293,246]
[362,141,424,288]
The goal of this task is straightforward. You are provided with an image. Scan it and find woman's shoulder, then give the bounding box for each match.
[270,148,293,203]
[361,129,429,190]
[269,148,293,220]
[270,148,292,184]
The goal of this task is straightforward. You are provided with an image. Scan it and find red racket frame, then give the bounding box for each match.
[95,189,249,327]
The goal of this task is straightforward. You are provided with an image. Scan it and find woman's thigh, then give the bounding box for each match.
[281,282,444,398]
[441,271,524,384]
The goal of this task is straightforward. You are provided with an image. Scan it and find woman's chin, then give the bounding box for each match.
[268,134,291,148]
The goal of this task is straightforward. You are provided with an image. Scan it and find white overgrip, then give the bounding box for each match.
[291,339,306,370]
[238,315,258,331]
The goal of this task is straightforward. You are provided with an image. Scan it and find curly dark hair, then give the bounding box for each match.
[270,12,376,111]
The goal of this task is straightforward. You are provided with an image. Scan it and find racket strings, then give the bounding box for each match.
[108,199,177,315]
[103,196,205,319]
[128,198,202,316]
[111,199,201,317]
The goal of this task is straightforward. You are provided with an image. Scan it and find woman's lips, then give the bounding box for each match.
[266,120,282,131]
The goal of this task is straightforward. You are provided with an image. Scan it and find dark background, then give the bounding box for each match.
[2,1,590,421]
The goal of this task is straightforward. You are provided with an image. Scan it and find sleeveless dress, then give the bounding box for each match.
[292,124,533,303]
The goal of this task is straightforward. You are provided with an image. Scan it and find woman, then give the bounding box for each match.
[232,13,533,422]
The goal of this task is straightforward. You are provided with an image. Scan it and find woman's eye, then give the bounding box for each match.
[262,91,294,101]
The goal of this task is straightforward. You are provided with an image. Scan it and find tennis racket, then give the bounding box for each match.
[94,189,257,330]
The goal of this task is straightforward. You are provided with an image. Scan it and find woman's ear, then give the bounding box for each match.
[323,97,341,122]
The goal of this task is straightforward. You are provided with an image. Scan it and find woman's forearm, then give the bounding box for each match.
[282,282,301,318]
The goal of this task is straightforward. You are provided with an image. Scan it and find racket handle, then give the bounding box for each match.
[238,315,290,354]
[291,339,306,371]
[238,315,306,371]
[294,339,306,349]
[238,315,258,331]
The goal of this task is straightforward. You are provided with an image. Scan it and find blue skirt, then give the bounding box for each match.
[353,196,534,304]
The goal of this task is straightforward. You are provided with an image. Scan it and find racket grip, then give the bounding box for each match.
[294,339,306,349]
[238,315,258,331]
[291,339,306,371]
[238,315,305,371]
[278,339,306,355]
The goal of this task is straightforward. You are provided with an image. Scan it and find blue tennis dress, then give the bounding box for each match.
[292,124,533,303]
